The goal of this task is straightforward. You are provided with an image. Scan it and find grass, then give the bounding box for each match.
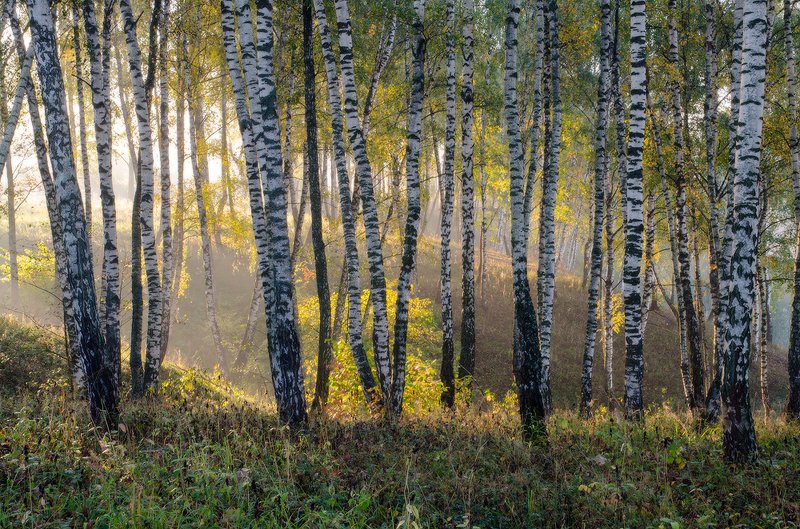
[1,316,799,528]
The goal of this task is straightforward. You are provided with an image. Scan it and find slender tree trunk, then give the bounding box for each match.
[535,0,559,413]
[113,39,137,199]
[506,0,546,437]
[703,0,724,418]
[236,274,262,368]
[333,0,391,403]
[611,1,627,226]
[184,39,228,374]
[0,42,32,173]
[390,0,426,416]
[580,0,611,418]
[303,0,333,411]
[641,192,656,335]
[692,218,709,377]
[439,0,457,408]
[235,0,307,425]
[669,0,705,416]
[602,146,615,403]
[0,43,28,300]
[785,0,800,420]
[26,0,117,426]
[219,76,235,219]
[221,0,272,381]
[757,253,770,415]
[72,2,92,259]
[622,0,646,420]
[171,41,186,329]
[721,0,766,462]
[9,1,81,377]
[158,0,173,361]
[523,0,544,252]
[313,0,379,403]
[121,0,163,392]
[82,0,120,394]
[458,0,476,390]
[479,55,490,309]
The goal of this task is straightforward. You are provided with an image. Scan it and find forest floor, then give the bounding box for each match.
[2,318,800,528]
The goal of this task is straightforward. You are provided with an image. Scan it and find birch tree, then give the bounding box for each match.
[722,0,767,462]
[158,0,174,360]
[7,0,80,385]
[787,0,800,420]
[304,0,333,410]
[440,0,456,408]
[312,0,379,404]
[26,0,117,425]
[72,1,92,255]
[506,0,546,437]
[220,0,273,381]
[120,0,163,391]
[390,0,426,416]
[184,37,228,374]
[82,0,119,390]
[334,0,391,402]
[235,0,307,425]
[622,0,646,420]
[458,0,476,389]
[536,0,560,413]
[669,0,704,415]
[581,0,611,417]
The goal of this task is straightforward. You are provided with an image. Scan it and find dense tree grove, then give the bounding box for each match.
[2,0,799,465]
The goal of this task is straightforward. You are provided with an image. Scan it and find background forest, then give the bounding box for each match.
[0,0,799,526]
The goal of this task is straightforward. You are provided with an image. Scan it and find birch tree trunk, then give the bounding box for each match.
[7,0,80,384]
[82,0,120,393]
[390,0,426,416]
[235,0,306,425]
[669,0,705,416]
[458,0,476,391]
[785,0,800,420]
[72,2,92,258]
[0,43,32,172]
[171,40,186,329]
[641,192,656,335]
[580,0,611,418]
[0,43,29,300]
[506,0,546,437]
[313,0,379,403]
[622,0,646,420]
[158,0,173,361]
[120,0,163,392]
[221,0,272,380]
[112,40,137,199]
[611,1,627,226]
[536,0,560,413]
[703,0,724,416]
[708,0,745,422]
[757,253,770,414]
[303,0,333,410]
[314,0,380,403]
[722,0,767,462]
[26,0,117,425]
[334,0,391,402]
[184,40,228,374]
[439,0,457,408]
[603,147,615,402]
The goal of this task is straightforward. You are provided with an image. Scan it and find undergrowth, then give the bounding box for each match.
[1,367,799,528]
[1,318,799,528]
